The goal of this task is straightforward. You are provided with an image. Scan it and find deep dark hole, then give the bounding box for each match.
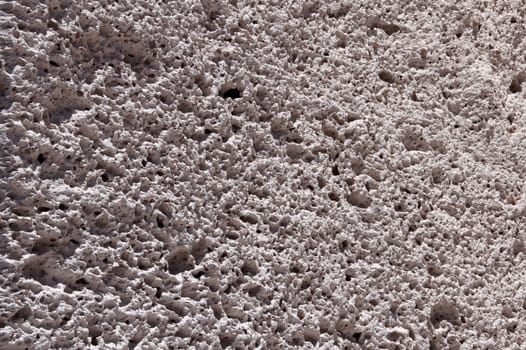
[91,337,98,346]
[511,17,517,23]
[222,88,241,99]
[232,124,241,133]
[101,173,109,182]
[58,203,67,210]
[332,165,339,176]
[351,332,362,343]
[157,217,164,228]
[192,270,205,279]
[37,154,46,163]
[49,60,59,67]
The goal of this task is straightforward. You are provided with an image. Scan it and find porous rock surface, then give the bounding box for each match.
[1,0,526,349]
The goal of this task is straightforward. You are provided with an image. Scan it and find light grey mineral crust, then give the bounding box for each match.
[1,0,526,349]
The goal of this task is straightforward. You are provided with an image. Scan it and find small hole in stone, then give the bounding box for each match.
[508,323,518,333]
[351,332,362,343]
[178,100,193,113]
[58,203,68,210]
[430,301,460,327]
[101,173,109,182]
[344,178,354,186]
[192,270,205,279]
[328,192,339,201]
[37,154,46,163]
[346,191,371,208]
[241,260,259,276]
[427,263,442,277]
[76,277,88,285]
[378,70,396,83]
[221,88,241,99]
[232,123,241,133]
[332,165,340,176]
[511,17,517,23]
[510,79,522,93]
[290,264,301,273]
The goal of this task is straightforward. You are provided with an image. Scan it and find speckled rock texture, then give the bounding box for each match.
[1,0,526,349]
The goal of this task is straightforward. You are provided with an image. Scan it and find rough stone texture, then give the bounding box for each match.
[1,0,526,349]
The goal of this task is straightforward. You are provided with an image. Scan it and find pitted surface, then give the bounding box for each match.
[1,1,526,349]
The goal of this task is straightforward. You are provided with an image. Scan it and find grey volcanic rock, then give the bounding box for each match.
[1,0,526,349]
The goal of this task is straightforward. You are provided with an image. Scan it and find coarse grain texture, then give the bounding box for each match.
[1,0,526,349]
